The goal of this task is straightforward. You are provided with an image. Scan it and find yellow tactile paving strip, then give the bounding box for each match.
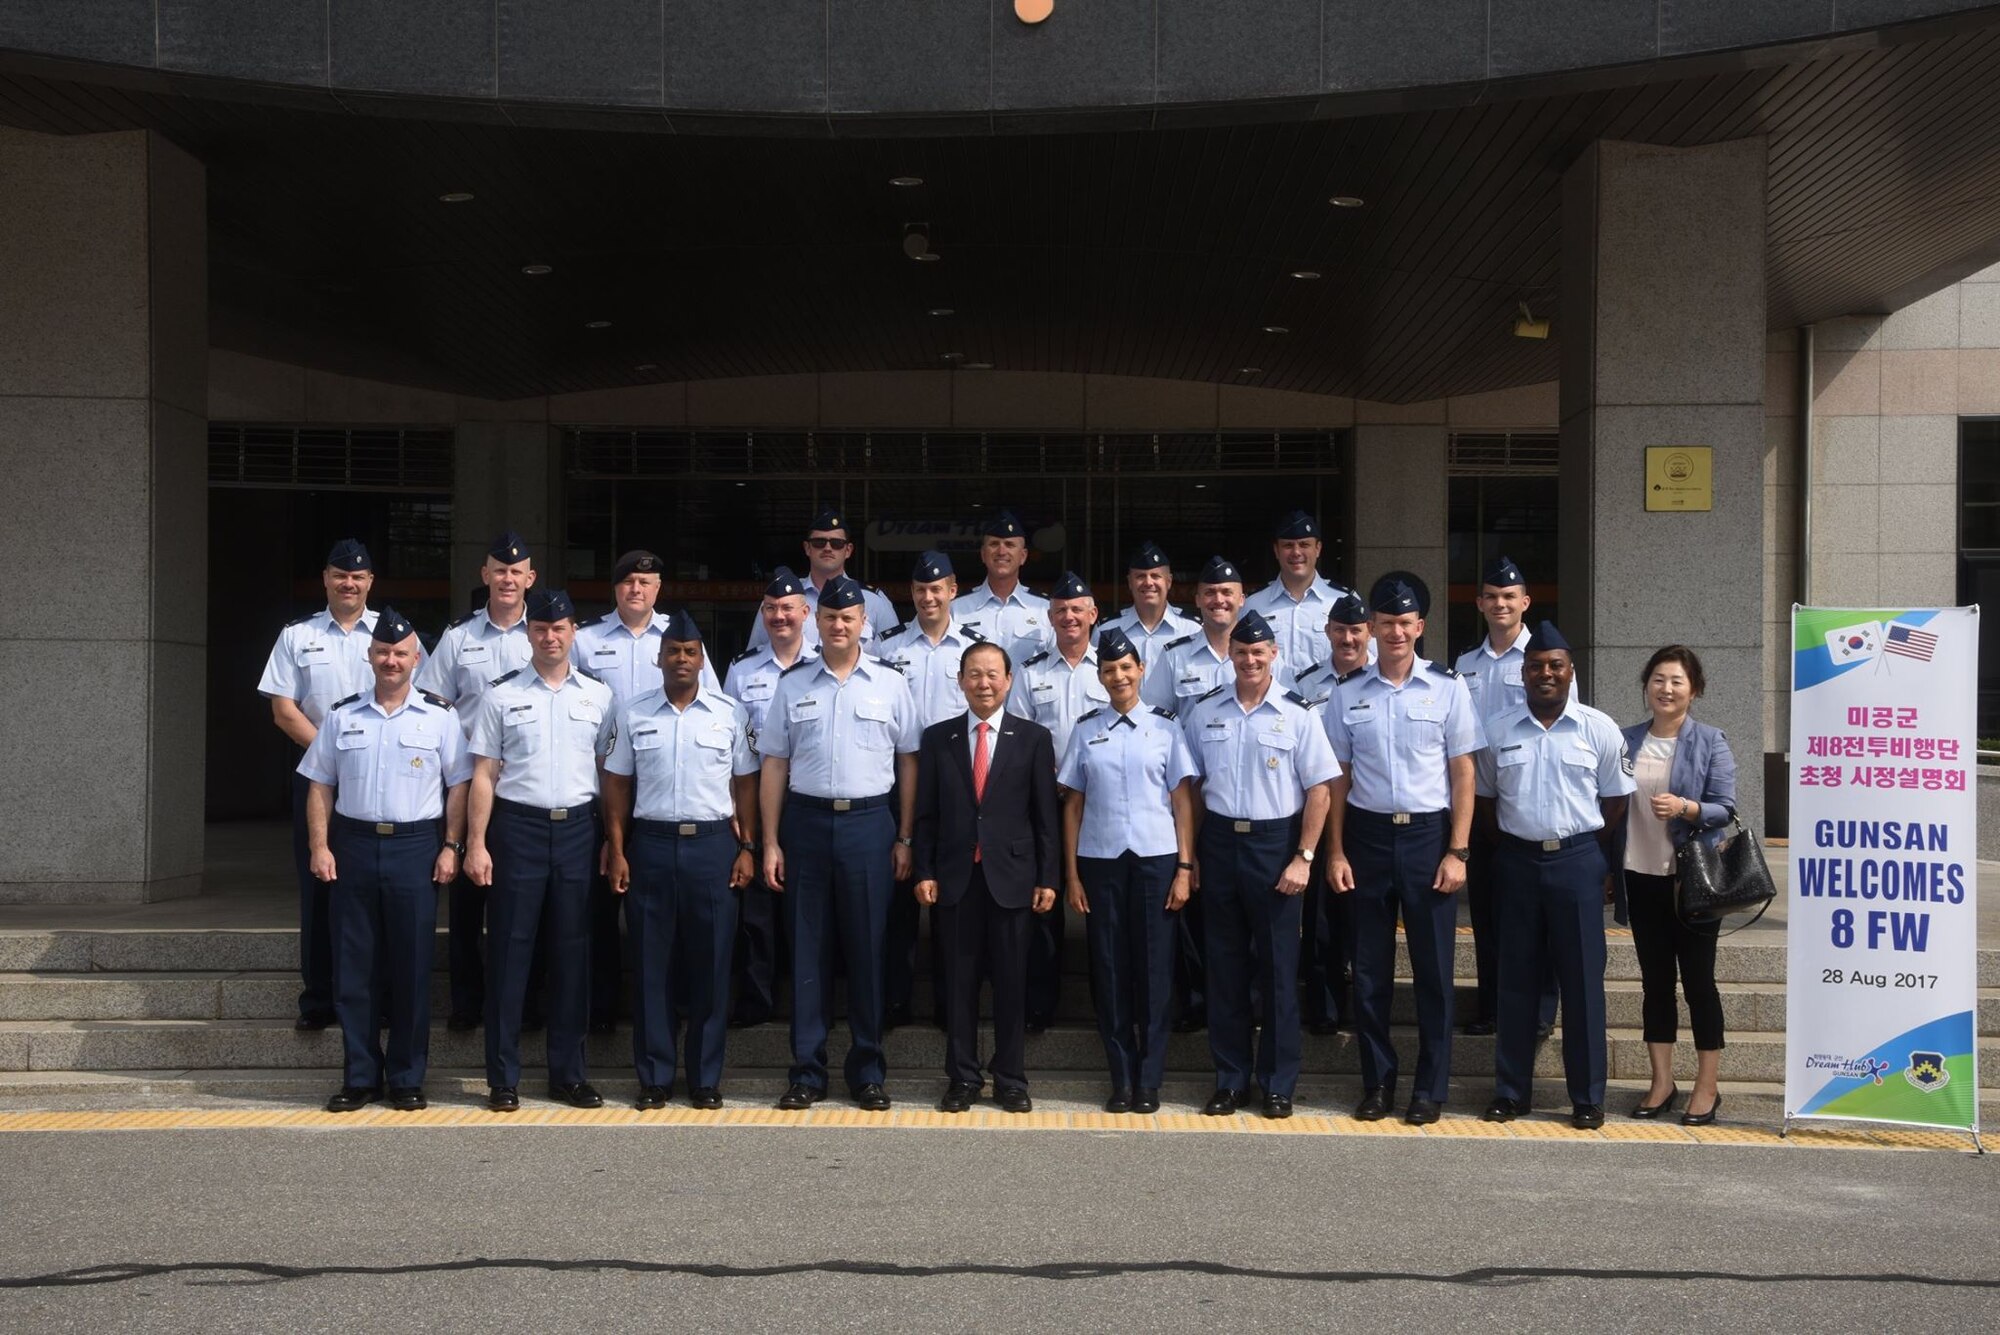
[0,1105,1975,1151]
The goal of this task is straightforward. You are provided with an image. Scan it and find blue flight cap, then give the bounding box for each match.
[806,507,849,537]
[612,549,663,583]
[1370,579,1420,617]
[370,606,414,643]
[1096,626,1140,664]
[1198,555,1243,586]
[1230,610,1277,645]
[764,566,807,599]
[489,530,530,564]
[1532,621,1572,654]
[1127,540,1170,571]
[1273,510,1320,540]
[982,509,1026,539]
[1051,571,1092,601]
[818,575,867,611]
[1327,593,1368,625]
[525,588,574,623]
[661,608,701,642]
[326,538,372,572]
[911,550,955,583]
[1482,553,1526,589]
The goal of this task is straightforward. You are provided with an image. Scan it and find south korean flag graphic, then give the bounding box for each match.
[1823,621,1881,666]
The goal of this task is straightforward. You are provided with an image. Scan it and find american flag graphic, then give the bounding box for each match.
[1884,622,1938,662]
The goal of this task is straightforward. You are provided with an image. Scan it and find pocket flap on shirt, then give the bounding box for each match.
[1259,730,1297,750]
[630,727,664,751]
[399,727,439,749]
[568,699,602,724]
[1561,746,1598,769]
[854,698,893,724]
[503,702,542,727]
[1494,746,1529,768]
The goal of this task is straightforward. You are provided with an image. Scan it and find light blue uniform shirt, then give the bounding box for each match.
[297,689,471,823]
[1242,577,1358,677]
[468,667,616,809]
[1007,646,1109,759]
[722,642,818,754]
[868,619,981,727]
[1140,631,1296,713]
[1454,625,1577,728]
[759,655,922,800]
[258,607,395,727]
[1474,701,1636,841]
[1057,704,1197,859]
[1323,660,1482,815]
[571,612,722,711]
[1108,605,1200,683]
[605,687,758,822]
[745,578,897,650]
[416,609,535,724]
[952,580,1052,664]
[1183,686,1342,821]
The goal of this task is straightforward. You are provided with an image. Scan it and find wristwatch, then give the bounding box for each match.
[738,841,757,854]
[444,840,466,857]
[897,836,914,849]
[1296,847,1315,863]
[1446,846,1470,863]
[1174,860,1194,872]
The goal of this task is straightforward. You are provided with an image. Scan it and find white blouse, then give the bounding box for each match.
[1625,732,1680,876]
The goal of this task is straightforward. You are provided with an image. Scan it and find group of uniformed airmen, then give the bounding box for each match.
[264,508,1636,1128]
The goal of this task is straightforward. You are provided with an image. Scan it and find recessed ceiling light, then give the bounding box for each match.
[1194,482,1208,490]
[633,363,658,372]
[1289,269,1322,280]
[941,351,966,363]
[890,175,923,187]
[521,263,553,276]
[929,307,955,317]
[1237,367,1263,375]
[964,361,993,370]
[1261,325,1289,335]
[913,252,941,263]
[1329,195,1364,209]
[439,191,475,204]
[584,320,611,329]
[734,481,747,488]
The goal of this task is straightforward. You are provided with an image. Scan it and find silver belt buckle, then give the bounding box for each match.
[1541,838,1561,852]
[678,823,698,836]
[1391,812,1412,826]
[833,799,853,812]
[1232,820,1252,834]
[375,822,395,835]
[550,808,569,821]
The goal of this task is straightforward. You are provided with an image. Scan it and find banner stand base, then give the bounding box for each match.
[1784,1113,1984,1154]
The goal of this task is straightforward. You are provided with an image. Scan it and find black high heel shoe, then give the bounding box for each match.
[1680,1093,1721,1126]
[1630,1085,1680,1119]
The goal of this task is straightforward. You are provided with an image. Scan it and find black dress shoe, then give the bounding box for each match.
[1481,1097,1527,1122]
[1680,1094,1722,1127]
[295,1012,335,1032]
[1024,1016,1050,1035]
[588,1018,617,1037]
[636,1085,671,1110]
[1405,1097,1442,1126]
[1132,1088,1161,1114]
[1536,1023,1555,1041]
[690,1087,723,1110]
[1572,1103,1605,1130]
[445,1014,479,1033]
[551,1081,604,1109]
[853,1083,892,1111]
[1353,1087,1394,1121]
[998,1087,1033,1114]
[1461,1018,1497,1037]
[1202,1088,1248,1116]
[1262,1093,1293,1120]
[1306,1019,1340,1037]
[487,1086,520,1113]
[1631,1085,1680,1119]
[777,1082,824,1110]
[1103,1089,1134,1114]
[939,1081,979,1114]
[387,1086,427,1112]
[1172,1013,1206,1034]
[325,1085,379,1113]
[729,1011,772,1029]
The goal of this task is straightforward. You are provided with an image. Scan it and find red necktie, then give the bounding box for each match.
[973,721,990,863]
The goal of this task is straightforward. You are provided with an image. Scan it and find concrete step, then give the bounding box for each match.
[4,1016,1997,1086]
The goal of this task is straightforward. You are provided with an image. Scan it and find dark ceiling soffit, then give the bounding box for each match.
[5,7,1999,140]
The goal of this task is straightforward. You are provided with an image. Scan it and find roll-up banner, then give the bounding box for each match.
[1785,606,1980,1137]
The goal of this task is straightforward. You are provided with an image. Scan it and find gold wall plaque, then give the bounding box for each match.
[1645,445,1712,512]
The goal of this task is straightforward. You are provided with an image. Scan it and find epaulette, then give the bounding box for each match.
[579,611,611,628]
[731,646,760,663]
[445,611,478,630]
[284,612,317,628]
[1150,705,1178,721]
[1296,663,1326,682]
[1166,633,1197,650]
[419,689,454,710]
[1430,663,1459,678]
[962,624,987,641]
[866,583,886,595]
[329,692,363,711]
[574,663,605,683]
[1022,650,1050,667]
[1078,707,1103,722]
[1196,684,1226,702]
[1284,690,1312,708]
[880,622,907,641]
[1336,667,1365,684]
[878,658,907,676]
[780,658,814,676]
[488,667,523,687]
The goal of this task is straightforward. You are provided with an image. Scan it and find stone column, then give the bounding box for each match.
[1558,138,1768,826]
[451,420,559,602]
[1350,414,1449,615]
[0,129,207,901]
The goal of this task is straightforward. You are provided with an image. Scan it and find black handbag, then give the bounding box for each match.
[1674,815,1775,929]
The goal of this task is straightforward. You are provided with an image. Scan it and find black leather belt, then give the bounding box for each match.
[1501,830,1599,854]
[790,793,891,812]
[1201,812,1297,834]
[633,818,732,836]
[497,798,596,821]
[333,815,441,837]
[1348,807,1447,827]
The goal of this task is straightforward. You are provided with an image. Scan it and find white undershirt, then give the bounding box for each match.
[1625,732,1680,875]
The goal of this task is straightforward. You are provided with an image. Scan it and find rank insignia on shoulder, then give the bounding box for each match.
[1336,667,1365,684]
[445,611,478,630]
[880,622,907,641]
[489,667,523,687]
[1431,663,1458,678]
[1165,633,1197,650]
[574,663,604,683]
[1022,650,1050,667]
[1284,690,1312,708]
[962,625,987,641]
[1077,707,1103,722]
[1622,756,1636,776]
[780,659,813,675]
[419,690,454,710]
[330,692,363,711]
[1196,684,1226,703]
[284,612,316,628]
[731,646,759,663]
[1151,705,1177,720]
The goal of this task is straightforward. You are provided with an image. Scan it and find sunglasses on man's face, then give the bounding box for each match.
[806,537,851,550]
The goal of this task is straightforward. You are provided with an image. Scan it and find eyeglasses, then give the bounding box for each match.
[806,537,851,551]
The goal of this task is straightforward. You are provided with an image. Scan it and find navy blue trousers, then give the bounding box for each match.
[1079,852,1178,1092]
[1468,826,1558,1029]
[1492,837,1609,1106]
[589,810,626,1026]
[626,824,738,1091]
[732,876,782,1023]
[327,820,440,1090]
[1299,858,1354,1027]
[1346,807,1457,1102]
[1197,814,1304,1098]
[484,807,594,1089]
[291,773,334,1020]
[1025,896,1064,1024]
[1172,893,1206,1026]
[782,801,895,1092]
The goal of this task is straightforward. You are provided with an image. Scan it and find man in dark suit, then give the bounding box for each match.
[912,641,1061,1114]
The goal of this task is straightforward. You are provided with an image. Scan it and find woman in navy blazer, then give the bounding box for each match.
[1611,645,1736,1127]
